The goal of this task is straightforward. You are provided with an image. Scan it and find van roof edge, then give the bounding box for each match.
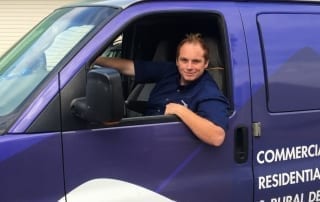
[61,0,320,9]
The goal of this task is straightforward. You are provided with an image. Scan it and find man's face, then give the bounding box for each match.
[176,42,208,85]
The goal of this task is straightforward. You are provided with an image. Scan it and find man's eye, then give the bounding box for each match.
[180,58,188,63]
[192,60,201,64]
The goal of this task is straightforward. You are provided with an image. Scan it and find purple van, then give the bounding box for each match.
[1,0,320,201]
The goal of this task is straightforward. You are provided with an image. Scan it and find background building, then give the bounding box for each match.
[0,0,78,56]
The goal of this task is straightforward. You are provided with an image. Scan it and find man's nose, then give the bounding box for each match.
[186,61,193,69]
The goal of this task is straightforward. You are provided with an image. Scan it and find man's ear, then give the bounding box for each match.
[204,60,209,69]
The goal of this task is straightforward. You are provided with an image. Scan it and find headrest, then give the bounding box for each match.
[153,40,176,62]
[203,36,226,94]
[203,37,222,67]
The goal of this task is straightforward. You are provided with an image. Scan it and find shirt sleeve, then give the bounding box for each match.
[197,95,229,131]
[134,60,176,83]
[196,82,230,131]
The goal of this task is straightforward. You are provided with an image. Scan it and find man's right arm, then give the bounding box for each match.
[95,57,135,76]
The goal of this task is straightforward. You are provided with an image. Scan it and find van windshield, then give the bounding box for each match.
[0,6,118,134]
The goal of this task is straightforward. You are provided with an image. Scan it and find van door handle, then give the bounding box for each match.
[234,126,248,164]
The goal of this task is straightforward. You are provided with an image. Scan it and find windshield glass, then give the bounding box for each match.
[0,6,118,133]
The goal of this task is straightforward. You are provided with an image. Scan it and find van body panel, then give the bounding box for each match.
[0,133,64,201]
[241,3,320,201]
[63,123,233,201]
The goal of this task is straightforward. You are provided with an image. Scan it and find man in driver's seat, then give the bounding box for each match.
[95,33,229,147]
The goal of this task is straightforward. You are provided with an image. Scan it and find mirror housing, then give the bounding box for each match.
[71,67,124,123]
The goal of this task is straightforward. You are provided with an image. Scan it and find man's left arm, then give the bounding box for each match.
[164,103,225,146]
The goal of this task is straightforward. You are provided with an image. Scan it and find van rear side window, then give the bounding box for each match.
[258,14,320,112]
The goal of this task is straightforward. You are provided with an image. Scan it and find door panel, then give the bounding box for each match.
[63,123,235,201]
[62,2,253,201]
[63,120,252,201]
[242,3,320,201]
[0,133,64,201]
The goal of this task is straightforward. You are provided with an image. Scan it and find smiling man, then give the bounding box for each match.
[95,33,229,146]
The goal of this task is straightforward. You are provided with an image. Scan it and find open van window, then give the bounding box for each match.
[0,6,118,134]
[93,12,229,121]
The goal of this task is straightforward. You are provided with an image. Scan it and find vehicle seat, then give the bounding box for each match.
[203,36,226,95]
[125,40,172,116]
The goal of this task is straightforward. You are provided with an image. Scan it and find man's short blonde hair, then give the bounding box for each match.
[176,33,209,62]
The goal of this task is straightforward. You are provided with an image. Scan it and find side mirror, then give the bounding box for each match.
[71,67,124,124]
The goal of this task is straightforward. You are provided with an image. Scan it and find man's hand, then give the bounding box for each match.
[164,103,185,115]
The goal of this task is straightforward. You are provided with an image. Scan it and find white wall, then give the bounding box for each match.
[0,0,76,56]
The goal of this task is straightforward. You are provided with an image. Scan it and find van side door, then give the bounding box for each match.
[241,2,320,201]
[61,2,253,201]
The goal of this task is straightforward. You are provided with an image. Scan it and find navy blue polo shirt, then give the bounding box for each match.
[134,60,229,131]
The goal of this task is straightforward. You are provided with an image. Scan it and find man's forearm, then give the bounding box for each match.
[165,103,225,146]
[95,57,135,76]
